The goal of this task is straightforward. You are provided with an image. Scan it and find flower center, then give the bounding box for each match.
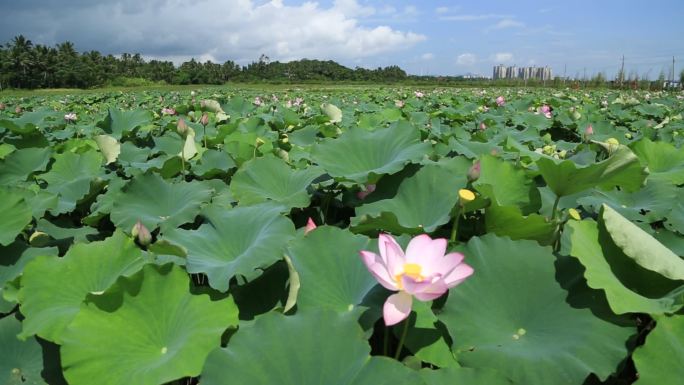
[395,263,424,289]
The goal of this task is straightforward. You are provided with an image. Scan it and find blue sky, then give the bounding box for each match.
[1,0,683,79]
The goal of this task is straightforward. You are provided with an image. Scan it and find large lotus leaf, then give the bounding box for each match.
[286,226,374,312]
[439,234,634,385]
[193,149,236,178]
[103,108,153,139]
[201,309,422,385]
[110,173,213,233]
[0,147,51,185]
[537,145,647,197]
[39,150,103,214]
[473,155,536,210]
[60,263,238,385]
[631,137,684,184]
[632,315,684,385]
[0,243,58,313]
[353,164,465,233]
[93,134,120,164]
[485,204,556,244]
[420,367,513,385]
[400,300,458,368]
[0,110,59,134]
[18,231,146,343]
[311,125,431,183]
[163,204,295,292]
[0,316,47,385]
[564,219,684,315]
[230,156,323,208]
[665,201,684,234]
[0,189,32,246]
[577,178,678,223]
[602,204,684,280]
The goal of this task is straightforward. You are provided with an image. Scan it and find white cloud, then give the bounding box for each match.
[493,52,514,63]
[421,53,434,60]
[435,6,449,14]
[456,53,477,66]
[4,0,425,64]
[490,18,526,29]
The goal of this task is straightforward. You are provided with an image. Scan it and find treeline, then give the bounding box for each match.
[0,35,408,89]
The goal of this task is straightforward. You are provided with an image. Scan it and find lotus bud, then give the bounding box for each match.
[458,189,476,206]
[0,102,5,110]
[131,220,152,246]
[177,118,189,136]
[479,122,486,131]
[15,106,22,114]
[276,148,289,162]
[255,137,265,147]
[200,112,209,126]
[304,217,317,235]
[467,160,481,182]
[585,124,594,136]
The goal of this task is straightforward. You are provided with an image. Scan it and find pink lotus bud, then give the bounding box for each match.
[304,217,317,235]
[131,220,152,246]
[495,96,505,106]
[200,112,209,126]
[356,184,376,200]
[585,124,594,136]
[177,118,189,136]
[479,122,486,131]
[467,160,481,182]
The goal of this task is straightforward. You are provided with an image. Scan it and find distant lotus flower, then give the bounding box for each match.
[467,160,481,182]
[190,91,196,97]
[601,100,609,107]
[479,122,486,130]
[482,105,489,112]
[414,91,424,98]
[293,97,304,106]
[304,217,317,235]
[200,112,209,126]
[395,100,405,108]
[253,96,263,106]
[15,106,22,114]
[64,113,77,122]
[539,104,552,118]
[356,184,376,200]
[0,103,5,110]
[495,96,505,106]
[271,94,279,102]
[360,234,474,326]
[161,107,176,115]
[285,100,293,108]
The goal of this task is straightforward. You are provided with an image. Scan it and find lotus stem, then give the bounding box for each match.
[383,326,389,357]
[394,318,410,360]
[450,205,463,242]
[551,195,561,221]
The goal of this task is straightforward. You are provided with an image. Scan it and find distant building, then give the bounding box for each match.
[493,65,552,81]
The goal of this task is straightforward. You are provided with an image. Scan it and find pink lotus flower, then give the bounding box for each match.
[495,96,505,107]
[304,217,317,235]
[0,103,5,111]
[356,184,376,200]
[360,234,474,326]
[293,97,304,106]
[414,91,424,98]
[395,100,405,108]
[64,113,77,123]
[539,104,552,119]
[15,106,22,114]
[161,107,176,115]
[253,96,263,107]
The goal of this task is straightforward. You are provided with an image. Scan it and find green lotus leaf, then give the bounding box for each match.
[110,173,213,233]
[665,201,684,234]
[193,149,236,178]
[0,242,57,313]
[39,150,103,214]
[485,204,556,244]
[632,315,684,385]
[0,189,32,246]
[420,367,513,385]
[473,155,537,210]
[512,112,553,131]
[18,230,146,343]
[321,102,342,123]
[352,164,466,233]
[564,219,684,315]
[0,316,47,385]
[399,300,458,368]
[0,147,51,185]
[631,137,684,184]
[61,263,238,385]
[0,109,59,135]
[163,204,295,292]
[602,204,684,280]
[0,143,15,159]
[312,125,431,183]
[93,134,120,164]
[103,108,153,139]
[201,309,422,385]
[286,226,375,312]
[537,145,647,197]
[230,155,323,208]
[439,234,634,385]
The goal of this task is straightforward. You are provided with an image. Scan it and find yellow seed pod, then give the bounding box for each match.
[458,189,476,205]
[568,208,581,221]
[606,138,619,146]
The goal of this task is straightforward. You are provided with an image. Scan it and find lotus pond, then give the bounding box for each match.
[0,87,683,385]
